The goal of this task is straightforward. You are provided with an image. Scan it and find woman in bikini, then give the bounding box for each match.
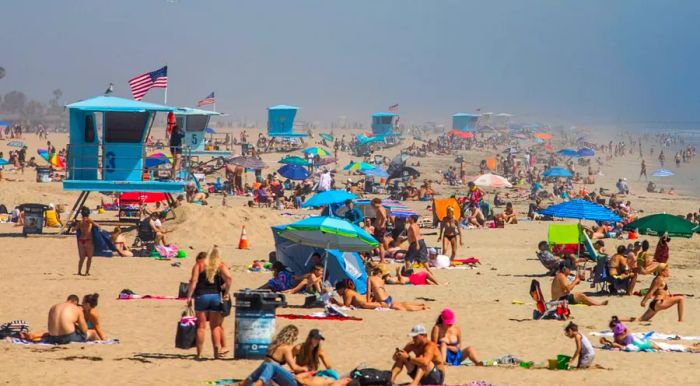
[74,207,99,276]
[81,293,106,341]
[238,325,309,386]
[111,226,133,257]
[502,202,517,224]
[438,207,462,261]
[430,308,482,366]
[640,264,685,322]
[366,269,428,311]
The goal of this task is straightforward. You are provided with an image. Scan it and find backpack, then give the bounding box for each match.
[350,368,391,386]
[0,320,30,339]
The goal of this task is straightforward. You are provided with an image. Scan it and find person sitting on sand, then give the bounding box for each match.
[600,316,661,351]
[47,294,88,344]
[333,280,385,309]
[367,268,429,311]
[636,240,658,275]
[261,262,296,292]
[465,204,485,228]
[430,308,482,366]
[238,325,310,386]
[608,245,636,295]
[640,264,685,322]
[551,262,608,306]
[284,264,325,295]
[44,203,62,228]
[81,293,106,341]
[293,329,333,372]
[148,211,169,246]
[391,324,445,386]
[111,226,133,257]
[501,202,518,224]
[369,264,439,286]
[564,322,595,369]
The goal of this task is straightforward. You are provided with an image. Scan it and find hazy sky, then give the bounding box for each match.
[2,0,700,128]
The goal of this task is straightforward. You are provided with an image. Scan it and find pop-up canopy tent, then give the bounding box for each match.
[271,225,368,294]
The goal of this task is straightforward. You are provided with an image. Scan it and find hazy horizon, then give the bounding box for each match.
[2,1,700,129]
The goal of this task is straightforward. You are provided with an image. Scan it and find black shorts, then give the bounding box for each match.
[170,146,182,155]
[558,294,577,305]
[407,239,428,263]
[409,365,444,386]
[47,330,86,345]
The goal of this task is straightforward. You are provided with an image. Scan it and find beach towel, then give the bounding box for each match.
[453,257,481,266]
[76,227,116,257]
[599,342,696,353]
[278,313,362,321]
[7,337,120,345]
[155,244,179,259]
[117,294,185,300]
[590,330,700,342]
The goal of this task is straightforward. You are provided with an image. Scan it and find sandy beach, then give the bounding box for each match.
[1,128,699,386]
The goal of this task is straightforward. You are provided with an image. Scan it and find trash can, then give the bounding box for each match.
[36,166,51,183]
[234,290,286,359]
[21,203,48,236]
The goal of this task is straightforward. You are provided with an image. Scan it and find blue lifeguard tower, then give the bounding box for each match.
[371,112,400,146]
[267,105,307,138]
[452,113,479,132]
[62,96,185,227]
[175,107,230,157]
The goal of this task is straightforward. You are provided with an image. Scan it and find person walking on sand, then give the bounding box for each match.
[371,198,388,263]
[438,207,462,262]
[406,215,428,265]
[74,207,99,276]
[639,159,647,180]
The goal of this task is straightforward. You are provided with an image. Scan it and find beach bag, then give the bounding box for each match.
[351,368,391,386]
[175,307,197,349]
[221,293,232,317]
[178,282,189,299]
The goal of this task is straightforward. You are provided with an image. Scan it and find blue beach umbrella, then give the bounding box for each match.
[538,199,621,223]
[542,167,573,178]
[557,148,579,157]
[274,216,378,252]
[577,147,595,157]
[361,167,389,178]
[205,127,216,134]
[0,158,9,166]
[277,164,309,181]
[651,168,674,177]
[302,190,357,208]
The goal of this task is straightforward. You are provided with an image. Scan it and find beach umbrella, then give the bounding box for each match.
[623,214,698,238]
[274,216,378,252]
[0,159,8,166]
[542,167,573,178]
[302,190,357,208]
[343,161,375,171]
[320,133,334,142]
[577,147,595,157]
[357,134,385,145]
[361,167,389,178]
[278,156,311,166]
[534,132,552,140]
[538,199,621,223]
[119,192,168,204]
[228,156,267,170]
[535,138,545,144]
[472,173,512,188]
[448,130,474,139]
[37,148,65,169]
[387,166,420,181]
[277,164,310,181]
[303,147,330,157]
[651,168,674,177]
[145,154,171,168]
[557,148,580,157]
[204,127,216,134]
[7,140,25,148]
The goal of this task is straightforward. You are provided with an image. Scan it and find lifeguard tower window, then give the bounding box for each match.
[85,115,95,142]
[377,116,393,125]
[186,115,208,132]
[105,112,148,143]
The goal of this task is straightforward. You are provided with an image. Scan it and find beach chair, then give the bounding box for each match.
[529,280,570,320]
[592,254,611,293]
[582,231,601,262]
[132,219,156,256]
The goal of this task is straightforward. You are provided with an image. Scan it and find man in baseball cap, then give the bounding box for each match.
[391,325,445,386]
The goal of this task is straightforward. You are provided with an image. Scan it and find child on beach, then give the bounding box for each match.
[564,322,595,369]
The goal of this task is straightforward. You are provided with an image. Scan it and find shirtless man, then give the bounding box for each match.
[551,262,608,306]
[74,207,99,276]
[406,215,428,265]
[372,198,388,263]
[47,295,88,344]
[609,245,637,295]
[391,325,445,386]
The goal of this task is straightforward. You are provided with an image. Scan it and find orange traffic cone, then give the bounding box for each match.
[238,225,249,249]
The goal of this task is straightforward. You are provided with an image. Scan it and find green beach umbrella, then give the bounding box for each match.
[623,213,698,238]
[279,156,311,166]
[320,133,334,142]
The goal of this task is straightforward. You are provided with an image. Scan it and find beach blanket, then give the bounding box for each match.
[117,294,185,300]
[204,379,243,385]
[590,330,700,341]
[76,227,116,257]
[278,313,362,321]
[7,337,120,345]
[155,244,179,259]
[599,342,695,353]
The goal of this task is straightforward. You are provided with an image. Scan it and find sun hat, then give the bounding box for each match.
[440,308,456,325]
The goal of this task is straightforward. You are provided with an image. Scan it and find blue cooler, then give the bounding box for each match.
[234,290,286,359]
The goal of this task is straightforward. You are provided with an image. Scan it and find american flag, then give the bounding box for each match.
[128,66,168,101]
[197,92,215,107]
[388,104,399,112]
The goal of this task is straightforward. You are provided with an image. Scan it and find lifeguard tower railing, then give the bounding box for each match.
[64,143,188,193]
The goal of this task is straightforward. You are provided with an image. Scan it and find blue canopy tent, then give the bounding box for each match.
[272,225,368,294]
[371,112,398,137]
[268,105,307,138]
[452,113,479,132]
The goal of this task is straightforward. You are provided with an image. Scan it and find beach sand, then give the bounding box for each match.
[1,129,699,386]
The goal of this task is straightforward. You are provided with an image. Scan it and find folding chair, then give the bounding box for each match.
[529,279,570,320]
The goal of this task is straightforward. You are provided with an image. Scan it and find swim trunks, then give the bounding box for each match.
[558,294,577,305]
[407,239,428,263]
[47,330,86,345]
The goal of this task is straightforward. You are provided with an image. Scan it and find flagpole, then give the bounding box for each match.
[164,86,168,105]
